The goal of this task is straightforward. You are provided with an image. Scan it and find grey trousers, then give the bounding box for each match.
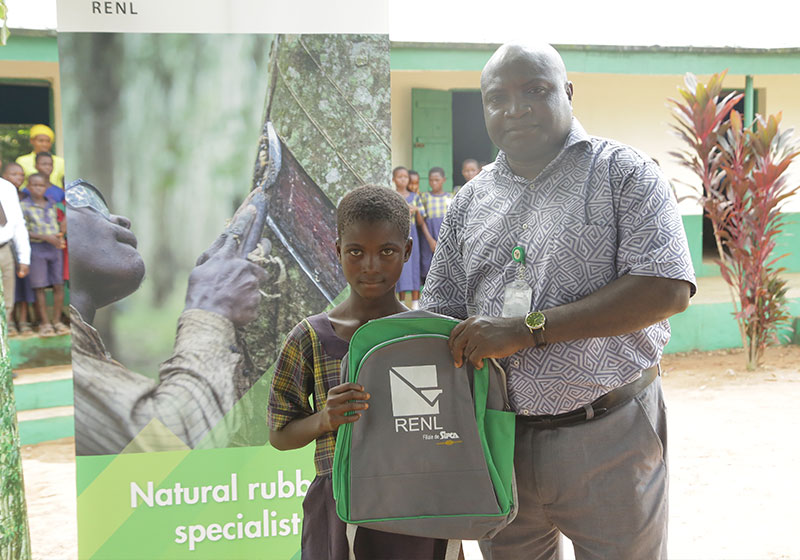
[480,377,668,560]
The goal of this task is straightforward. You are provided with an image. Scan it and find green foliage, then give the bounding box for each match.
[670,72,800,369]
[0,280,32,559]
[0,125,32,166]
[0,0,9,46]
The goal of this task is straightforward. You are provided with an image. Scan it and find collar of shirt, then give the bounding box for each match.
[490,117,593,186]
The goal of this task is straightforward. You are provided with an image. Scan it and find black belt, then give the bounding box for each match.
[517,365,659,429]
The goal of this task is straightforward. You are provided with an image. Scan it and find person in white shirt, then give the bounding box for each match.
[0,171,31,336]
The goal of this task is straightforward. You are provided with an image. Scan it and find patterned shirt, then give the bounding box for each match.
[268,313,349,476]
[421,118,696,415]
[20,197,60,240]
[420,191,452,220]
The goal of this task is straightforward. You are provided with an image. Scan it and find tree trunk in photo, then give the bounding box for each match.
[228,34,391,446]
[0,282,31,560]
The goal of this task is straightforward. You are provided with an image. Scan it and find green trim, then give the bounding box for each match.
[8,333,72,370]
[0,34,58,63]
[13,378,73,411]
[391,43,800,75]
[18,414,74,445]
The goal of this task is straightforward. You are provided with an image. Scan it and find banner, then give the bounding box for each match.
[58,3,390,557]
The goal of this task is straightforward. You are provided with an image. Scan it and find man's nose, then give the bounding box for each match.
[505,95,531,118]
[111,214,132,229]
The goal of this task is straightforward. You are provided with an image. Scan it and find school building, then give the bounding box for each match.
[2,32,799,361]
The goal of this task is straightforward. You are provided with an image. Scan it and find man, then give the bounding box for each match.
[0,170,30,337]
[421,43,696,559]
[16,124,66,189]
[68,179,268,455]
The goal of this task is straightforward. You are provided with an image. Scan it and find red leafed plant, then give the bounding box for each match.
[670,72,800,369]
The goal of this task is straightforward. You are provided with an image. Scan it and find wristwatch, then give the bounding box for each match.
[524,310,547,348]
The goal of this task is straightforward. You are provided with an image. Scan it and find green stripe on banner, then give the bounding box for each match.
[78,445,313,559]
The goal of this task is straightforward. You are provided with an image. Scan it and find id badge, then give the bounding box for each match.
[502,279,532,318]
[502,245,531,317]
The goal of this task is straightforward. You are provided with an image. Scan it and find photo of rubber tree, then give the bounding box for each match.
[59,33,391,455]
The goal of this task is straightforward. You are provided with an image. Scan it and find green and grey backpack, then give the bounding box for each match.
[332,310,517,557]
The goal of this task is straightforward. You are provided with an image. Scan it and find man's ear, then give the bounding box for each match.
[404,238,413,262]
[565,81,574,103]
[335,239,342,260]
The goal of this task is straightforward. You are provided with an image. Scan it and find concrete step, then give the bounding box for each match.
[13,364,74,445]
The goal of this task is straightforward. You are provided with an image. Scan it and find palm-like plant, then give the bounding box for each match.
[670,72,800,369]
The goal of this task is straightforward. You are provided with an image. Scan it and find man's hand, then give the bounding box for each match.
[316,382,370,434]
[184,205,269,326]
[16,264,29,278]
[449,316,531,369]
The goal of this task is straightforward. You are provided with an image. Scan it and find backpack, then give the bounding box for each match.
[332,310,517,557]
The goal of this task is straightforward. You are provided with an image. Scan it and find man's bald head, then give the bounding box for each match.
[481,42,569,94]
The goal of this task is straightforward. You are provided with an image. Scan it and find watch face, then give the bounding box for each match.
[526,311,545,330]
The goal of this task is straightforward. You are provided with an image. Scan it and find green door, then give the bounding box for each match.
[411,88,453,192]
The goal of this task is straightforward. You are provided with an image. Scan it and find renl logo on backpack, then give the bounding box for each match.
[332,310,517,551]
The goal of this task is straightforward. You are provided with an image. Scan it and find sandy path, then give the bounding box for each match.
[20,345,800,560]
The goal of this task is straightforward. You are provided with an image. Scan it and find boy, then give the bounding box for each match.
[268,185,447,559]
[20,173,68,336]
[22,153,65,203]
[461,158,480,185]
[2,161,25,194]
[419,167,452,283]
[408,169,420,194]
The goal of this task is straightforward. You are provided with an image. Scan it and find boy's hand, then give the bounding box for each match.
[427,238,437,252]
[317,382,370,434]
[43,234,63,248]
[16,264,29,278]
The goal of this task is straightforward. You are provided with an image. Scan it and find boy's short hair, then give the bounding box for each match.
[35,151,54,164]
[337,185,410,241]
[408,169,419,178]
[462,158,479,167]
[429,166,445,177]
[28,172,49,184]
[1,161,23,175]
[392,166,407,177]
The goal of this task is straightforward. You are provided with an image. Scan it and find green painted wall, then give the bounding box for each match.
[666,298,800,353]
[0,34,58,63]
[391,43,800,75]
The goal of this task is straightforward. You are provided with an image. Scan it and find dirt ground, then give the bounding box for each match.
[20,345,800,560]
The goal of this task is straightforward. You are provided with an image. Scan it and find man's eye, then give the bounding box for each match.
[349,249,362,256]
[381,248,396,256]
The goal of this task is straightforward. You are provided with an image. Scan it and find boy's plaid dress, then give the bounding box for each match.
[268,313,346,475]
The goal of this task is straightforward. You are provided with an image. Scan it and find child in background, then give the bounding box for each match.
[461,158,480,184]
[419,167,452,283]
[20,173,68,336]
[268,185,448,560]
[22,152,65,203]
[408,169,420,194]
[2,161,25,195]
[392,166,429,310]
